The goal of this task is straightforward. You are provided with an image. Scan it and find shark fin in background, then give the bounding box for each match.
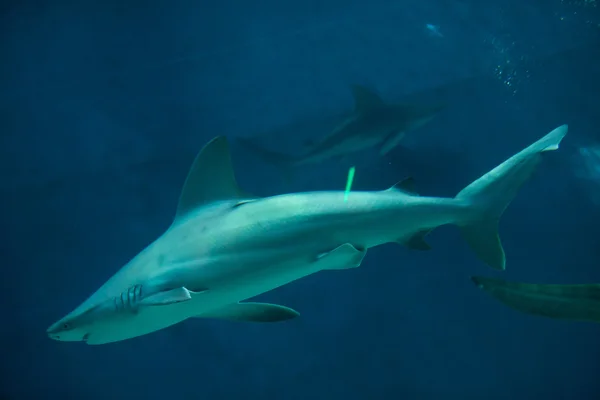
[379,131,407,156]
[351,84,384,112]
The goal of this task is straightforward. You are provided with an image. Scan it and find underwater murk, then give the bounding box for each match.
[1,0,600,399]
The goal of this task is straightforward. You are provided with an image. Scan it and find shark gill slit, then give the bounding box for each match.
[127,287,133,308]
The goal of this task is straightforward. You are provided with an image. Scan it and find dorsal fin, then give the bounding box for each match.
[174,136,246,221]
[387,177,419,195]
[350,85,384,112]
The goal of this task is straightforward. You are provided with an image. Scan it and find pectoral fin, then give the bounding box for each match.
[315,243,367,270]
[199,302,300,322]
[379,131,406,156]
[139,287,207,306]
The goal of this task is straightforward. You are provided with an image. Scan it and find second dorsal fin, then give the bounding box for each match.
[387,177,419,196]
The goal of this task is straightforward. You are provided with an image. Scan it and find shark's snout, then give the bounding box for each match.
[46,319,88,342]
[47,329,89,342]
[47,328,64,341]
[46,322,65,341]
[46,321,62,335]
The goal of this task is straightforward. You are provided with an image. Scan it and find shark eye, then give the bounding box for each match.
[62,323,71,330]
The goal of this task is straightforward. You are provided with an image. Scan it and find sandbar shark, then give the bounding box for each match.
[47,124,568,345]
[236,85,445,173]
[471,276,600,323]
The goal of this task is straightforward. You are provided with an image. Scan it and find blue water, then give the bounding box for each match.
[2,0,600,398]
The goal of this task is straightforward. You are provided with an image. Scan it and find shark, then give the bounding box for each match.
[471,276,600,323]
[46,124,568,345]
[236,85,445,174]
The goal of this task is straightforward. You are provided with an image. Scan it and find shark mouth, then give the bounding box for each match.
[82,333,90,342]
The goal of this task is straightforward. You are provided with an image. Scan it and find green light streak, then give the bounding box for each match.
[344,166,356,202]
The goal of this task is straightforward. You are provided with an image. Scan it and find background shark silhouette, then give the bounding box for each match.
[235,84,445,178]
[471,276,600,323]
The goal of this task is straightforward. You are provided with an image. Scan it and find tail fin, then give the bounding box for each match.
[235,137,297,182]
[455,125,568,270]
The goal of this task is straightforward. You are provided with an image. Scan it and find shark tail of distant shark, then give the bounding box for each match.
[454,124,568,270]
[236,137,297,182]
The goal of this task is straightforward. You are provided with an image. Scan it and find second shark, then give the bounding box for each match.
[237,85,445,175]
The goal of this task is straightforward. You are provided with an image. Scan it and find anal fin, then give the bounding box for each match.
[399,229,432,251]
[198,302,300,322]
[315,243,367,270]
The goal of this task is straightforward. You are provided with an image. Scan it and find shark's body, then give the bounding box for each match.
[47,125,568,345]
[236,85,445,171]
[471,276,600,323]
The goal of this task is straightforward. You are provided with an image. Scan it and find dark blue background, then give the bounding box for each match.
[2,0,600,398]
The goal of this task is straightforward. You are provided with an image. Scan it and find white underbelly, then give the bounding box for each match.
[85,257,320,344]
[197,257,321,309]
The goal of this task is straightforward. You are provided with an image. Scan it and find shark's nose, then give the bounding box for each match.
[46,322,66,340]
[46,322,60,335]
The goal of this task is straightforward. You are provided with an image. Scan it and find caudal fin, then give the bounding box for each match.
[455,125,568,270]
[235,137,297,181]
